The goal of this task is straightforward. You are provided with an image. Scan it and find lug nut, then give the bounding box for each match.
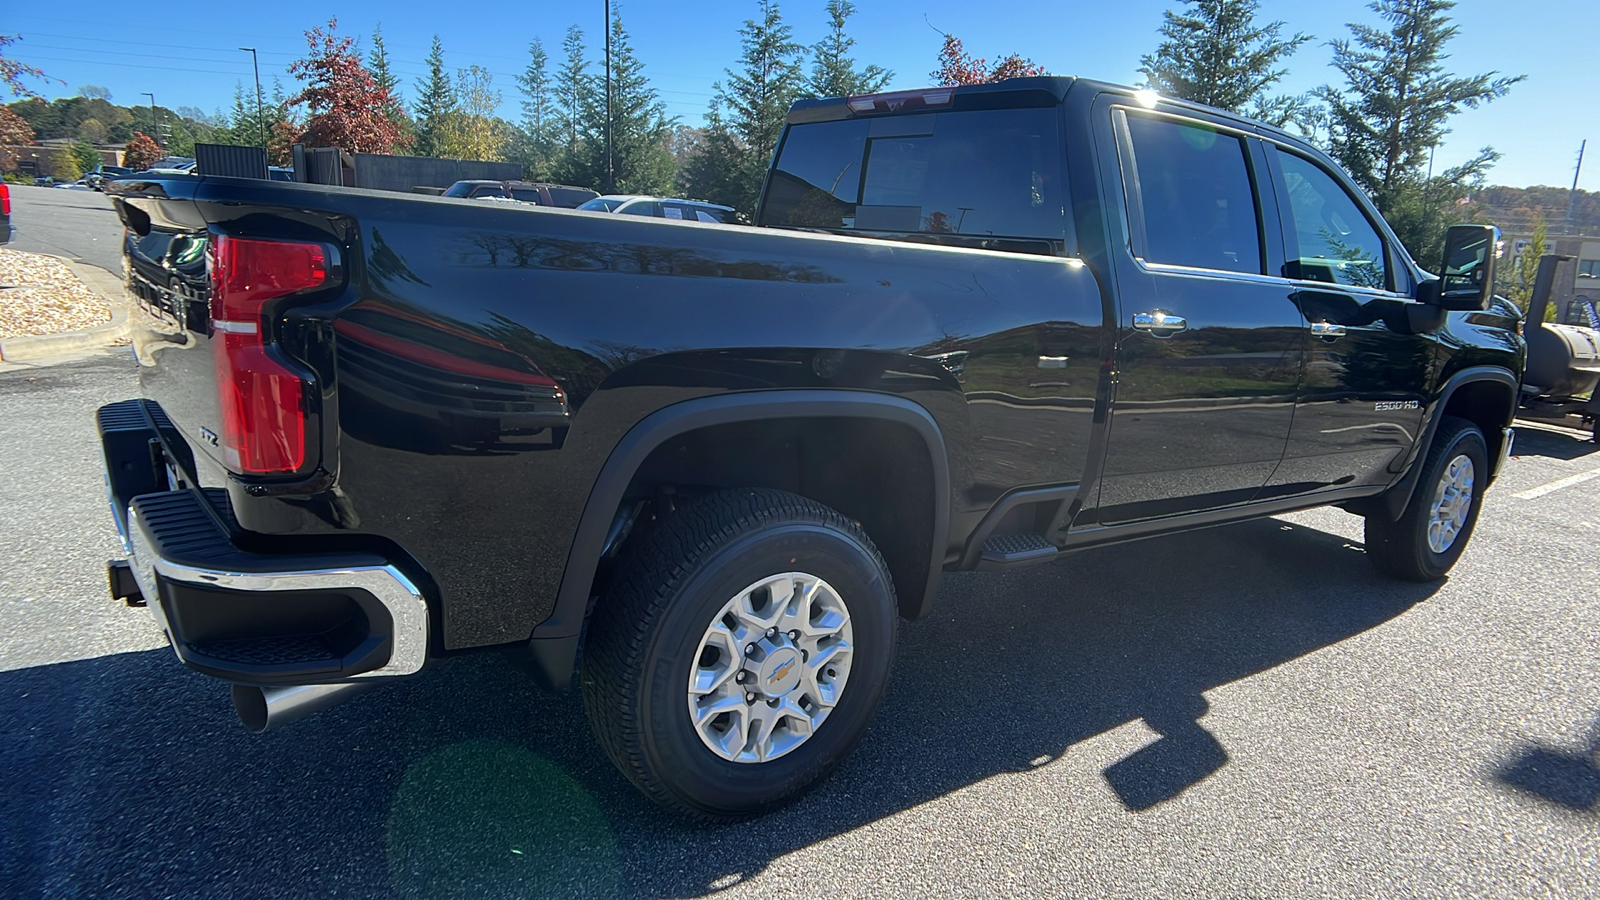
[767,698,780,708]
[736,671,747,683]
[767,627,778,637]
[746,644,758,655]
[745,693,757,704]
[788,630,799,640]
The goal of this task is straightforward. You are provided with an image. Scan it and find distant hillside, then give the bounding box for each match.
[1475,185,1600,237]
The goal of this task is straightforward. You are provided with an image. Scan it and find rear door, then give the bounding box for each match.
[1091,102,1304,524]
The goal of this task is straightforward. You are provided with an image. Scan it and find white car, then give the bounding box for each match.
[577,195,737,224]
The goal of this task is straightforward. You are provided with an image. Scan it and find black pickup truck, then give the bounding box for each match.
[100,77,1523,819]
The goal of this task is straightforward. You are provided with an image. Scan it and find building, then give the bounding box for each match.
[1499,230,1600,325]
[2,139,125,179]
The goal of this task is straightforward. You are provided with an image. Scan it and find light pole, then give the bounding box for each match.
[240,48,266,151]
[141,92,161,150]
[601,0,614,194]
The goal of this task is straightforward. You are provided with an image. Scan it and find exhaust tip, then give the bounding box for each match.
[232,685,271,733]
[232,682,375,733]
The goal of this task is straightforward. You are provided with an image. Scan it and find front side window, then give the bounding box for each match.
[1124,113,1263,275]
[761,107,1067,246]
[1277,151,1388,290]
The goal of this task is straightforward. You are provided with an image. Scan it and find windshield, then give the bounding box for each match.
[579,198,625,212]
[759,107,1068,247]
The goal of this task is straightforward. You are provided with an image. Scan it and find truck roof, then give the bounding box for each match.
[786,75,1302,147]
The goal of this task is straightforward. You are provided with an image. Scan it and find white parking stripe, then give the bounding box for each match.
[1512,465,1600,500]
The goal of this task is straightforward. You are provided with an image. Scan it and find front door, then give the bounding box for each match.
[1262,146,1432,493]
[1092,108,1304,524]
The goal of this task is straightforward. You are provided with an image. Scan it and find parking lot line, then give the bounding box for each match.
[1512,465,1600,500]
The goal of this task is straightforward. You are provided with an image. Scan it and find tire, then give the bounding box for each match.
[581,488,897,820]
[1364,416,1489,581]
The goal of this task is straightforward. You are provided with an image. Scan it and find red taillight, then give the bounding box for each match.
[846,87,954,115]
[1,184,10,216]
[207,235,328,474]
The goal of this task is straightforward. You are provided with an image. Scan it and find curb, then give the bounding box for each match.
[0,257,132,362]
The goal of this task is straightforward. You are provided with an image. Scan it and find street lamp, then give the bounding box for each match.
[140,92,161,150]
[240,48,266,151]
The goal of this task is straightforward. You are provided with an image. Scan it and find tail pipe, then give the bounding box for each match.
[232,682,376,733]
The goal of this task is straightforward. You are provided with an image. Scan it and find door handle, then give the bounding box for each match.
[1311,321,1347,340]
[1132,311,1188,336]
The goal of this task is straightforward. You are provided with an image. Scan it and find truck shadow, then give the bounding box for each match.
[1,516,1440,898]
[1494,713,1600,816]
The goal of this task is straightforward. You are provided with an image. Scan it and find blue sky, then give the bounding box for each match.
[4,0,1594,190]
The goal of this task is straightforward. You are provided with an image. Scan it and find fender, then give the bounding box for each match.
[1377,365,1520,521]
[525,389,952,692]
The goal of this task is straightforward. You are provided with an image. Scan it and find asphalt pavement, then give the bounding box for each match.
[1,348,1597,899]
[4,185,127,274]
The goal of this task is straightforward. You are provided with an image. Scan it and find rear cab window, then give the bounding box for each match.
[1120,112,1265,276]
[760,103,1070,254]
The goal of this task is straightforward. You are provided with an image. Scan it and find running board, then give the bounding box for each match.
[977,533,1059,570]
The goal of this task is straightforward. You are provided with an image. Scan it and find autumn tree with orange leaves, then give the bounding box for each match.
[288,18,408,155]
[930,33,1045,86]
[122,132,162,171]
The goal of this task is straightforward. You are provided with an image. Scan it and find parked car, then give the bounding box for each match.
[578,194,737,223]
[441,180,598,208]
[102,77,1523,820]
[85,165,133,191]
[0,182,10,243]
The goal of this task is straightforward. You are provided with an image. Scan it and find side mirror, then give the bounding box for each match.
[1421,224,1500,311]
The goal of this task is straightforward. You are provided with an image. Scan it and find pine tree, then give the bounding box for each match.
[806,0,891,99]
[514,38,555,178]
[413,35,458,157]
[551,26,599,186]
[581,12,677,194]
[681,95,743,203]
[692,0,806,213]
[369,24,412,149]
[1138,0,1310,124]
[1507,216,1550,320]
[1315,0,1522,262]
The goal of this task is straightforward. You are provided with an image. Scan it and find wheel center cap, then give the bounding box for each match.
[758,648,802,696]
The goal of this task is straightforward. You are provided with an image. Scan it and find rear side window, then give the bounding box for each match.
[1123,114,1263,275]
[761,108,1068,247]
[509,189,543,203]
[1276,151,1388,290]
[547,188,597,208]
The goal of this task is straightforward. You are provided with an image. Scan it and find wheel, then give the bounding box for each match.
[1364,416,1488,581]
[581,488,897,819]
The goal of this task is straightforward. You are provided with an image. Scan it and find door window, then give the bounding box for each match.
[1124,114,1264,275]
[1277,152,1388,290]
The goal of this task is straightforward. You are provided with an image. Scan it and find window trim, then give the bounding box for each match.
[1113,106,1272,279]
